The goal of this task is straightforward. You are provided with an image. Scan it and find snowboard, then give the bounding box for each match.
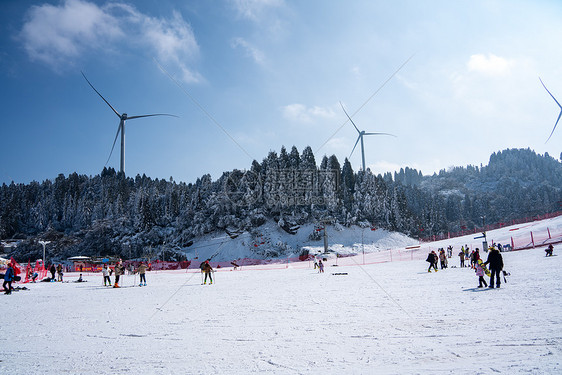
[477,259,491,277]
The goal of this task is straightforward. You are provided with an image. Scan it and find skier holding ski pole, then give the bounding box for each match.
[113,260,125,288]
[201,260,214,285]
[136,262,148,286]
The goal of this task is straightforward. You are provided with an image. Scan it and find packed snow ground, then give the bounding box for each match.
[2,217,562,374]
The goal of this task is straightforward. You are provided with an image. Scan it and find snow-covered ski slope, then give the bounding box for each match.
[187,213,562,268]
[2,216,561,374]
[182,221,420,264]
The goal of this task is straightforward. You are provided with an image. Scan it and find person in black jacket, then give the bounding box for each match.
[49,264,56,279]
[426,251,438,272]
[484,246,504,288]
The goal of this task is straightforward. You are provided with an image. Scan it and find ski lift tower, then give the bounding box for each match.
[38,240,51,268]
[320,217,335,253]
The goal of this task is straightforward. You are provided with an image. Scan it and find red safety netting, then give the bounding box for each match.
[509,226,562,251]
[420,211,562,243]
[4,223,560,278]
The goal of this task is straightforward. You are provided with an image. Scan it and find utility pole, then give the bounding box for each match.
[480,216,487,251]
[362,228,365,265]
[323,225,329,253]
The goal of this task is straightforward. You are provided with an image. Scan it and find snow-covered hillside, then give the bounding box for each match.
[184,220,419,263]
[2,216,561,374]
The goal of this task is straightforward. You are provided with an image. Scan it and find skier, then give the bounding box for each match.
[545,244,554,256]
[426,251,438,272]
[56,264,63,282]
[3,263,14,294]
[49,264,56,279]
[475,261,488,288]
[318,259,324,273]
[113,261,125,288]
[484,246,504,288]
[102,264,111,286]
[201,260,213,284]
[469,250,476,269]
[439,249,447,269]
[458,250,465,267]
[136,262,148,286]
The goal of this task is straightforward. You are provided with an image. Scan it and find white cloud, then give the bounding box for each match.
[20,0,121,68]
[350,65,361,78]
[230,0,285,21]
[282,103,335,123]
[19,0,201,82]
[467,53,513,76]
[231,37,266,65]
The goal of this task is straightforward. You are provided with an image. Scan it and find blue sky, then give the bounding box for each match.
[1,0,561,185]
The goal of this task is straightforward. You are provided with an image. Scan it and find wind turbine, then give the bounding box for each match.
[539,77,562,143]
[82,72,177,174]
[340,101,396,173]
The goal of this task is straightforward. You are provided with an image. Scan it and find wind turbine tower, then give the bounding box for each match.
[82,72,177,174]
[339,101,396,173]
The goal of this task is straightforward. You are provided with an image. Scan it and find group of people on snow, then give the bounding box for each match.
[426,248,451,272]
[313,258,325,273]
[428,244,508,289]
[100,260,149,288]
[480,246,504,288]
[2,241,556,294]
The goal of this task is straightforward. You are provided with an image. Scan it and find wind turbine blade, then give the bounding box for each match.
[539,77,562,108]
[350,135,361,157]
[339,101,361,134]
[81,71,121,118]
[545,111,561,143]
[316,53,415,154]
[105,124,121,166]
[126,114,179,120]
[364,132,397,137]
[539,77,562,143]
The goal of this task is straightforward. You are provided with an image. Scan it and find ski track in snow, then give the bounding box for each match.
[1,216,562,374]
